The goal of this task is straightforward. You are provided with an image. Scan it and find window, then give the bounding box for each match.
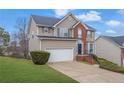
[44,27,49,33]
[38,27,44,34]
[90,43,93,53]
[87,43,94,54]
[64,33,68,37]
[48,28,51,33]
[87,31,93,38]
[59,28,69,37]
[90,32,93,38]
[87,31,90,35]
[39,27,49,33]
[38,27,43,33]
[78,28,82,38]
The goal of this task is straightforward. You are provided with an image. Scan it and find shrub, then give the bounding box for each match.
[98,58,124,74]
[30,51,50,65]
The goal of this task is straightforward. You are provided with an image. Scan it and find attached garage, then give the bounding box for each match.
[40,39,77,62]
[46,48,74,62]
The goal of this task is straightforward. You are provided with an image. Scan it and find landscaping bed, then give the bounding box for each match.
[97,58,124,74]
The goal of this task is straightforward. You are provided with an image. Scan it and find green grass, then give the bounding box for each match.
[82,61,89,64]
[0,56,78,83]
[98,58,124,74]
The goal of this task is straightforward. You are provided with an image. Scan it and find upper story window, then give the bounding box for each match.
[59,28,69,37]
[87,31,93,38]
[44,27,49,33]
[78,28,82,38]
[38,27,51,34]
[38,27,43,33]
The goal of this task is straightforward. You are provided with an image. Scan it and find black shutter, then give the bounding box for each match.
[57,28,60,37]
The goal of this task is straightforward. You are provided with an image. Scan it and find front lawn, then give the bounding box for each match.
[0,56,78,83]
[98,58,124,74]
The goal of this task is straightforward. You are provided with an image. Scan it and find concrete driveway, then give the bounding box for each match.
[49,62,124,83]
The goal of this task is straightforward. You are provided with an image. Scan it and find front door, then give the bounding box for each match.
[78,44,82,55]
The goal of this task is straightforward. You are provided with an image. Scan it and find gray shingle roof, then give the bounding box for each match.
[84,24,96,31]
[31,15,95,31]
[31,15,60,27]
[102,36,124,47]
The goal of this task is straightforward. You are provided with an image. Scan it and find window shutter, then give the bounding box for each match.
[68,29,71,37]
[42,27,44,33]
[57,28,60,37]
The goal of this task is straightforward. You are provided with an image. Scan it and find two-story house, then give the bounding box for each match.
[28,13,95,63]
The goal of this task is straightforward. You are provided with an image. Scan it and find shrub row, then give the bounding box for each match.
[98,57,124,74]
[91,54,124,74]
[100,65,124,74]
[30,51,50,65]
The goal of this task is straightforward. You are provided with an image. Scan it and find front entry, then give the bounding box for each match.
[78,44,82,55]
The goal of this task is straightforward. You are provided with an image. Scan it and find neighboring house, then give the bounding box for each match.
[28,13,95,62]
[95,36,124,67]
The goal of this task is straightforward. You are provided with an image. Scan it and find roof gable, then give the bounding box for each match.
[53,13,79,27]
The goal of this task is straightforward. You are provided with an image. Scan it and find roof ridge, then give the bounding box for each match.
[113,35,124,38]
[101,35,124,48]
[31,14,60,20]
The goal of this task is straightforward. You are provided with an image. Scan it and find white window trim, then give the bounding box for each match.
[44,27,49,33]
[76,40,84,55]
[59,28,69,37]
[87,42,94,54]
[78,28,82,38]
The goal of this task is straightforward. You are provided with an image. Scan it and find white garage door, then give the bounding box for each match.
[46,48,74,62]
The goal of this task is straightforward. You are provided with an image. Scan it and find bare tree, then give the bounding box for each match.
[15,17,28,59]
[10,32,18,54]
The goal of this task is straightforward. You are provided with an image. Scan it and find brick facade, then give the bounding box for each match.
[73,23,95,64]
[73,23,87,54]
[76,55,95,64]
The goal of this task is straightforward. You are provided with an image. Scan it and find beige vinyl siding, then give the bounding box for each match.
[55,15,78,37]
[95,37,121,66]
[28,18,40,52]
[56,15,77,28]
[29,37,40,51]
[29,18,37,35]
[41,40,76,50]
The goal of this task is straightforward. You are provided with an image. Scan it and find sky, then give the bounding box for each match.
[0,9,124,38]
